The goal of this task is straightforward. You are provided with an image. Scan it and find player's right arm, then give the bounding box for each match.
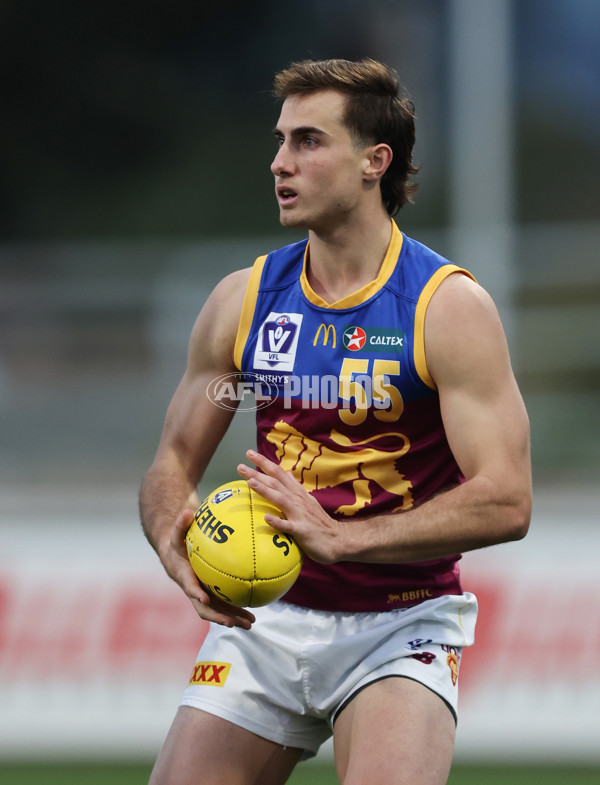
[139,267,256,629]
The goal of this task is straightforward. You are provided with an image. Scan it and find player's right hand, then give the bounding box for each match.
[164,509,256,630]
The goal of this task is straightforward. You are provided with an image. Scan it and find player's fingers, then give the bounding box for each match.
[246,475,296,518]
[189,585,256,629]
[245,450,300,489]
[172,558,208,602]
[211,595,256,625]
[236,463,281,495]
[172,508,195,539]
[189,597,254,630]
[183,571,255,626]
[263,511,295,533]
[238,460,302,503]
[237,467,284,500]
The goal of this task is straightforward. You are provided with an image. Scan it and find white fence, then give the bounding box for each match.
[0,481,598,763]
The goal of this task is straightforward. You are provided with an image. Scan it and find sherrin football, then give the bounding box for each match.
[186,480,303,607]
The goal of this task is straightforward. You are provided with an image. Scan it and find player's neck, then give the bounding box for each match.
[306,212,393,304]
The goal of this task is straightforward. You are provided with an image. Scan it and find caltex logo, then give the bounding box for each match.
[341,325,405,354]
[343,326,367,351]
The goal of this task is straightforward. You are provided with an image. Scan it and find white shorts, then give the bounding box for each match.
[180,593,477,758]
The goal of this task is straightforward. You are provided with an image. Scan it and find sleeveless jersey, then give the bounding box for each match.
[233,220,476,612]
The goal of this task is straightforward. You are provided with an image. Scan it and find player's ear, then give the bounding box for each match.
[363,143,393,182]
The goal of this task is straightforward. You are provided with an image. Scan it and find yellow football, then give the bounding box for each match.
[185,480,303,607]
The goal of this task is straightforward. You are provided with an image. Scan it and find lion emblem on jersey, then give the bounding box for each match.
[266,420,413,516]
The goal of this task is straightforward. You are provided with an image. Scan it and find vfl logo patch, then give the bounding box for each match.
[253,312,303,371]
[189,661,231,687]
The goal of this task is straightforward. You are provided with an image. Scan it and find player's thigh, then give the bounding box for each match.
[149,706,303,785]
[333,676,456,785]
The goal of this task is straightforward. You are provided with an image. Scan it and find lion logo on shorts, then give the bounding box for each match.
[266,420,413,516]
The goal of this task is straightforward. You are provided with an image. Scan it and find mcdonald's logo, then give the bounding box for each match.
[313,323,337,347]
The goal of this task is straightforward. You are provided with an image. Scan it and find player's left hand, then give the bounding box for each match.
[237,450,343,564]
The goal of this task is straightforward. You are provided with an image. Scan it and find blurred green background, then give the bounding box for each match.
[1,0,598,488]
[0,0,598,782]
[2,762,600,785]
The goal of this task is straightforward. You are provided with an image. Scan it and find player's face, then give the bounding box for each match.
[271,90,371,233]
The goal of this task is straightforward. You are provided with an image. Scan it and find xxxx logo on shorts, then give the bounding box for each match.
[189,661,231,687]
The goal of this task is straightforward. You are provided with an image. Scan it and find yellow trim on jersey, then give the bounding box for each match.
[300,220,403,310]
[414,264,477,390]
[233,255,267,370]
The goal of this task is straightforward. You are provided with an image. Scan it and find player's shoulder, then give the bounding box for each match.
[212,266,254,303]
[429,271,499,326]
[425,272,509,383]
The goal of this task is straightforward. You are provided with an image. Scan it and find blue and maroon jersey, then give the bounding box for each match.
[233,220,475,612]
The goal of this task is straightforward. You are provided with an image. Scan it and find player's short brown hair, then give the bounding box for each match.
[273,58,419,216]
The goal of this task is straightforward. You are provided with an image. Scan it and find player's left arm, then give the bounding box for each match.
[238,273,532,564]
